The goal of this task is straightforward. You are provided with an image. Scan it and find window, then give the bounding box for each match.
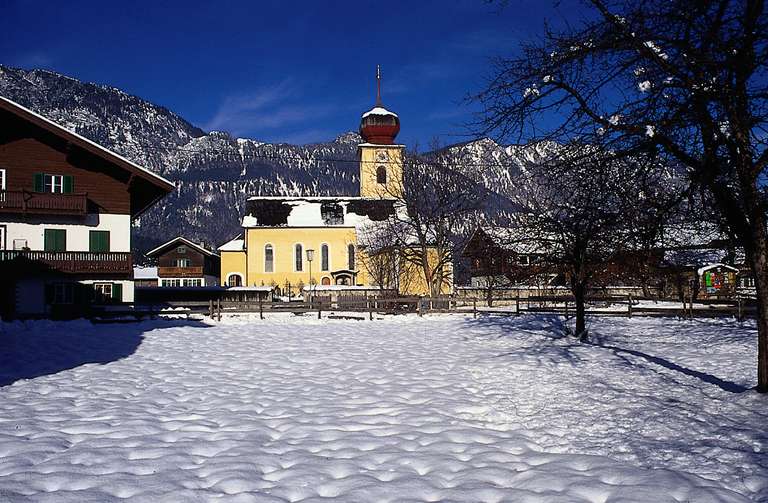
[34,173,73,194]
[183,278,201,287]
[0,169,5,190]
[51,283,74,305]
[295,244,303,272]
[321,276,331,285]
[177,246,187,254]
[348,244,356,270]
[265,244,274,272]
[0,225,5,250]
[174,258,191,267]
[227,274,243,287]
[376,165,387,184]
[93,283,121,303]
[44,229,66,252]
[321,244,329,271]
[89,231,110,252]
[13,239,27,250]
[162,279,181,287]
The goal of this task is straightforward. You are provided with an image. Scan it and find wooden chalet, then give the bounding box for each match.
[144,236,220,287]
[0,96,174,318]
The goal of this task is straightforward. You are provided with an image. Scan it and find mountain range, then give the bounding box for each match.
[0,64,545,257]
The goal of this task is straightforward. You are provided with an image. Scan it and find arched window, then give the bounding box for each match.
[295,244,303,271]
[376,165,387,184]
[321,276,331,285]
[321,244,329,271]
[264,244,274,272]
[227,273,243,287]
[348,244,356,270]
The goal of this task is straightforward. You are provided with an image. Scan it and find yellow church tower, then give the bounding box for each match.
[358,66,404,199]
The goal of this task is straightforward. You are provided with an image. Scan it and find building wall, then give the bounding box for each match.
[222,227,365,288]
[221,250,247,286]
[15,278,135,316]
[397,247,454,296]
[1,214,131,251]
[359,145,404,199]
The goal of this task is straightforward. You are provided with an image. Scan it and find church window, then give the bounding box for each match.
[321,244,329,271]
[295,244,303,271]
[265,244,274,272]
[348,244,356,270]
[376,165,387,184]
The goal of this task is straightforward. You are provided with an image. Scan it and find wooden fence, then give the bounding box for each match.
[127,292,755,322]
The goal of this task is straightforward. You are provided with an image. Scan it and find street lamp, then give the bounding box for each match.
[306,248,315,301]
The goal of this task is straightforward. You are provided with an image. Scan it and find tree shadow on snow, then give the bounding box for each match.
[0,318,211,387]
[593,342,750,393]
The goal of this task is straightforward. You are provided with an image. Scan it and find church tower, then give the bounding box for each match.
[359,66,404,199]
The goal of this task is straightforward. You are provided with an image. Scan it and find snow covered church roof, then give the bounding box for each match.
[241,197,396,228]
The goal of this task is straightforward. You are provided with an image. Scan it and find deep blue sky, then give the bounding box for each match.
[1,1,585,147]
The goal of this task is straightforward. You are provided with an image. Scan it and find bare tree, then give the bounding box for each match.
[494,146,675,339]
[475,0,768,391]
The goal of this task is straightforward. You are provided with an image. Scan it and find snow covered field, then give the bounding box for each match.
[0,314,766,502]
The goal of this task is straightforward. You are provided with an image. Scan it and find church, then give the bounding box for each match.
[218,70,452,297]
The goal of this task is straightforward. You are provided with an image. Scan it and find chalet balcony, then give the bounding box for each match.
[158,266,204,278]
[0,190,87,216]
[0,250,132,275]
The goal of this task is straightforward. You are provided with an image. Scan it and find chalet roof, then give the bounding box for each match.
[242,196,397,228]
[146,236,219,258]
[0,95,174,217]
[697,263,739,275]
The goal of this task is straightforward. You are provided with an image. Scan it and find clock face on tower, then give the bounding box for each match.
[375,150,389,162]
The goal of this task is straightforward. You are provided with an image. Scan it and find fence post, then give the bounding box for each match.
[738,297,743,322]
[217,298,221,321]
[368,298,373,320]
[259,296,264,320]
[473,297,477,319]
[418,298,424,317]
[564,298,569,317]
[628,294,633,318]
[317,298,322,319]
[516,289,520,315]
[688,292,693,319]
[209,299,213,318]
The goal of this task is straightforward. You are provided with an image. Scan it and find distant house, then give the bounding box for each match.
[461,227,550,288]
[0,96,174,318]
[145,236,220,287]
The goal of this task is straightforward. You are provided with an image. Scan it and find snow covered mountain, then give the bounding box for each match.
[0,65,542,255]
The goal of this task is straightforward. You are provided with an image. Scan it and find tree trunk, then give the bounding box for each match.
[573,282,587,341]
[748,235,768,392]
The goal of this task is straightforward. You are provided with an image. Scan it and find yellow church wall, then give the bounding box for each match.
[359,145,404,199]
[241,227,367,289]
[220,250,247,286]
[397,247,454,296]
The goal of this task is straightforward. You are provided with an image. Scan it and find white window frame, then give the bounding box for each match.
[176,246,187,253]
[94,283,113,302]
[44,174,65,194]
[227,273,244,287]
[0,225,5,250]
[0,168,6,190]
[174,258,191,267]
[13,238,28,250]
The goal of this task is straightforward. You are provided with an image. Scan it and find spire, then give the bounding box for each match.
[376,65,382,106]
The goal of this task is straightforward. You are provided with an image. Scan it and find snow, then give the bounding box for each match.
[241,197,386,228]
[133,266,158,279]
[361,106,398,118]
[218,237,245,252]
[697,263,740,276]
[0,315,765,501]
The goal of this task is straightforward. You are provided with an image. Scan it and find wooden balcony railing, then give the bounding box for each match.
[0,190,87,215]
[0,251,132,275]
[158,266,204,278]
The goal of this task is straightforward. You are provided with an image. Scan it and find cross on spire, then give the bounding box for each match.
[376,65,382,106]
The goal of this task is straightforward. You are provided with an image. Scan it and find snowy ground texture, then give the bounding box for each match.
[0,314,766,502]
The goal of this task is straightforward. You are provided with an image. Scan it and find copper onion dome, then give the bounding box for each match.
[360,65,400,144]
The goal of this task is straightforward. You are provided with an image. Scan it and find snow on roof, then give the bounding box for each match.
[218,237,245,252]
[246,196,363,202]
[362,106,398,118]
[697,263,739,275]
[241,198,398,229]
[146,236,219,258]
[0,95,174,191]
[133,266,158,279]
[227,286,274,292]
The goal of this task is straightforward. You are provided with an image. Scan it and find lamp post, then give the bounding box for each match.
[306,248,315,302]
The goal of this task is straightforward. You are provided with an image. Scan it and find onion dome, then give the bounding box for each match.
[360,66,400,144]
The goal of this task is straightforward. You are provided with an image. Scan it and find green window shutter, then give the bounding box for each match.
[45,229,66,252]
[89,231,110,252]
[34,173,44,192]
[63,175,74,194]
[112,283,123,302]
